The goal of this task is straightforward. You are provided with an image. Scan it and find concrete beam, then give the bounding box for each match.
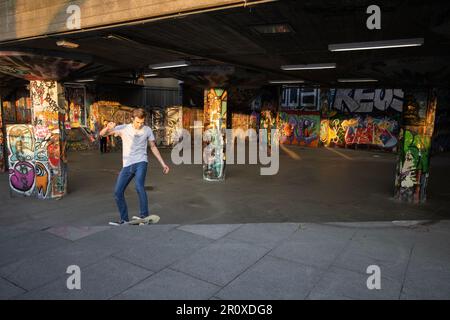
[0,0,275,43]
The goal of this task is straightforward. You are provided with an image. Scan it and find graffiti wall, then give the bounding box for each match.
[318,88,402,151]
[15,97,32,124]
[281,87,320,111]
[332,89,404,113]
[17,80,68,199]
[182,107,203,137]
[65,86,86,128]
[394,91,437,203]
[151,107,166,147]
[232,113,250,131]
[320,115,400,150]
[165,107,183,146]
[277,111,320,147]
[203,88,227,181]
[0,103,4,172]
[66,127,96,151]
[6,125,35,196]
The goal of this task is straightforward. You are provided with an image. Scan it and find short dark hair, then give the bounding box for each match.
[132,108,146,119]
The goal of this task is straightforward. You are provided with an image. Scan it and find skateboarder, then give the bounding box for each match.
[99,108,169,225]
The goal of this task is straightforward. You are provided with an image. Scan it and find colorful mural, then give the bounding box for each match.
[281,87,320,111]
[15,97,32,123]
[394,92,437,203]
[6,124,35,196]
[0,102,4,172]
[320,115,399,150]
[166,107,183,146]
[22,80,67,199]
[203,88,227,181]
[65,86,86,128]
[260,109,276,149]
[332,89,404,113]
[277,111,320,147]
[151,107,166,147]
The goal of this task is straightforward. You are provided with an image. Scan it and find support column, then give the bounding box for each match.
[203,88,227,181]
[394,89,437,203]
[6,80,67,199]
[0,96,5,172]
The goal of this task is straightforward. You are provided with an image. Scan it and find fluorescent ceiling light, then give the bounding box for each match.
[56,40,79,49]
[143,73,158,77]
[149,60,190,70]
[281,63,336,70]
[75,79,94,82]
[269,80,304,84]
[253,23,293,34]
[329,38,424,52]
[337,78,378,83]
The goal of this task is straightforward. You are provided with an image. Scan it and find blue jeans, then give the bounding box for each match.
[114,161,149,222]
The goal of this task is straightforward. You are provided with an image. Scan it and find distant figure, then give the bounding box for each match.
[100,120,108,153]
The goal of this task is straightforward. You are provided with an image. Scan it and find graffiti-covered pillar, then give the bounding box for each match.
[394,90,437,203]
[6,80,67,199]
[203,88,227,181]
[0,95,5,172]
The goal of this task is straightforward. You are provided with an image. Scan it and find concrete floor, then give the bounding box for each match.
[0,146,449,227]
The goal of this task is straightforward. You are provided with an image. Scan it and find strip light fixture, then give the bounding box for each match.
[149,60,190,70]
[269,80,305,84]
[329,38,424,52]
[281,63,336,71]
[337,78,378,83]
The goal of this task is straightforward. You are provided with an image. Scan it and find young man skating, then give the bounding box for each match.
[99,108,169,224]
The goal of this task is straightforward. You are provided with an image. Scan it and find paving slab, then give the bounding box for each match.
[171,238,269,286]
[113,229,212,272]
[115,268,220,300]
[17,257,152,300]
[216,255,323,300]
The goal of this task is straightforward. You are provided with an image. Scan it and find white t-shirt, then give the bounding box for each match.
[113,124,155,167]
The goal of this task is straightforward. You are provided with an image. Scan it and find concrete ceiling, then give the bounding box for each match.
[1,0,450,88]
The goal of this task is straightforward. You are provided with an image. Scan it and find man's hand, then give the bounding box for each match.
[162,164,170,174]
[107,122,116,130]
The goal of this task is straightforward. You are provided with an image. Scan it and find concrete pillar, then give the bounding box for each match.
[0,96,5,172]
[394,89,437,203]
[6,80,67,199]
[203,88,227,181]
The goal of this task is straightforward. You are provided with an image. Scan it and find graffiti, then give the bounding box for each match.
[151,108,166,147]
[166,107,183,146]
[395,129,431,203]
[15,97,32,123]
[277,112,320,147]
[35,161,50,198]
[281,87,320,111]
[0,130,4,172]
[203,88,227,181]
[9,161,35,194]
[31,80,61,127]
[333,89,404,112]
[249,111,260,132]
[260,110,276,149]
[47,134,60,168]
[0,51,86,80]
[320,115,399,149]
[182,107,203,137]
[66,127,96,151]
[7,124,34,161]
[394,91,436,203]
[65,86,85,127]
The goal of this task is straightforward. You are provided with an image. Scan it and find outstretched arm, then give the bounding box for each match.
[99,122,117,137]
[149,140,170,174]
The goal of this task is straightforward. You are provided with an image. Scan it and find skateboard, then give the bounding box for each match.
[109,215,160,226]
